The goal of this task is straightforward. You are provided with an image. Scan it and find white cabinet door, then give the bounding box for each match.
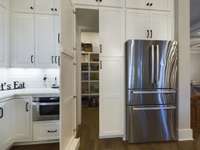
[126,9,150,40]
[150,11,173,40]
[99,0,123,7]
[126,0,172,11]
[14,98,32,142]
[0,101,14,150]
[0,7,8,67]
[0,0,9,8]
[11,0,34,13]
[11,13,35,67]
[99,57,124,138]
[61,0,73,55]
[99,8,124,57]
[35,0,55,14]
[151,0,172,11]
[73,0,99,6]
[35,14,57,67]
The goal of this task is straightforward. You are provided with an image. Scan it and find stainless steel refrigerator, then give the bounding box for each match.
[125,40,178,143]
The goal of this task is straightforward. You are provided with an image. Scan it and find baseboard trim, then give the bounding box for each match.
[178,129,193,141]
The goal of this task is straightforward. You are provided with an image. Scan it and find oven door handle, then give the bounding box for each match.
[32,102,59,106]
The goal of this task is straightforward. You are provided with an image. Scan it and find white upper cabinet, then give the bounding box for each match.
[73,0,99,6]
[126,9,173,40]
[11,13,35,67]
[126,9,150,40]
[99,57,124,137]
[11,0,34,13]
[35,0,59,14]
[0,0,9,8]
[99,0,123,7]
[99,8,124,57]
[126,0,172,11]
[35,14,57,67]
[14,98,32,142]
[150,11,173,40]
[0,7,9,67]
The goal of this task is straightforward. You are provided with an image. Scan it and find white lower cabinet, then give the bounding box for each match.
[0,100,14,150]
[99,57,124,138]
[33,121,59,141]
[13,98,32,142]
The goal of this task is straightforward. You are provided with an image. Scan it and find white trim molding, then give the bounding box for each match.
[178,129,193,141]
[64,136,80,150]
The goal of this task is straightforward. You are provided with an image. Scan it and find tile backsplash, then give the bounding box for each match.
[0,68,60,89]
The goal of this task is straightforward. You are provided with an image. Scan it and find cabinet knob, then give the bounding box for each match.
[54,8,58,11]
[99,0,102,2]
[150,3,153,6]
[51,8,54,11]
[146,2,150,6]
[30,6,34,10]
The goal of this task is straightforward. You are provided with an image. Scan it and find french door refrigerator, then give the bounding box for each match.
[125,40,178,143]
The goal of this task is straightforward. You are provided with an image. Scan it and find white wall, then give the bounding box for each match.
[176,0,193,140]
[0,68,60,89]
[190,53,200,81]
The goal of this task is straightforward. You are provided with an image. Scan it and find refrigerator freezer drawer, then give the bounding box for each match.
[127,90,176,105]
[127,106,177,143]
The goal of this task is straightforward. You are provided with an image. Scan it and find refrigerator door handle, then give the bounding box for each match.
[130,90,176,94]
[156,44,160,82]
[151,45,155,84]
[132,106,176,111]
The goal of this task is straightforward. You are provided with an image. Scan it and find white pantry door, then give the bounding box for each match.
[60,0,78,149]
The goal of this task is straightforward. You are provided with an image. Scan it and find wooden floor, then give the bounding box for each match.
[11,108,200,150]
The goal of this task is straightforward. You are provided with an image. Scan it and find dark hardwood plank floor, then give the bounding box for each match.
[79,108,198,150]
[10,108,199,150]
[10,143,59,150]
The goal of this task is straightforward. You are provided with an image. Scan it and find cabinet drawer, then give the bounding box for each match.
[33,121,59,141]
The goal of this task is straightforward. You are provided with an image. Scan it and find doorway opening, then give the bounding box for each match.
[76,8,100,138]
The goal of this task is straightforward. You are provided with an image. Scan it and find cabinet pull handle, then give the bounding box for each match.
[55,56,57,64]
[58,33,60,44]
[52,56,54,64]
[48,130,57,133]
[25,102,29,112]
[31,55,34,64]
[150,30,153,38]
[30,6,34,10]
[100,44,102,53]
[0,107,3,119]
[100,60,102,69]
[58,56,61,66]
[147,30,149,38]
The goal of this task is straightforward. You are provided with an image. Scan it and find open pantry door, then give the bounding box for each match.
[60,0,79,149]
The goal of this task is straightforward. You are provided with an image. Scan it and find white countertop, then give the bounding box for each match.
[0,88,60,101]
